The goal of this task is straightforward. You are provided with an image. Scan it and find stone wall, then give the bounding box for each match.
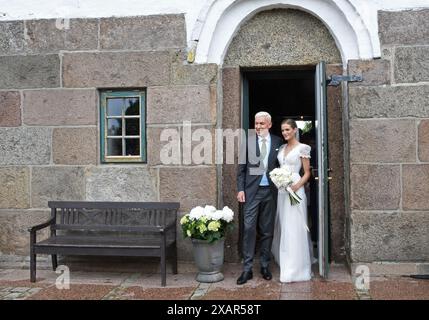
[0,15,219,263]
[347,9,429,263]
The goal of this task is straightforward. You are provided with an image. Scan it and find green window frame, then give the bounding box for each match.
[100,90,146,163]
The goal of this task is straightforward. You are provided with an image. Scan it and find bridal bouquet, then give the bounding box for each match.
[269,167,302,205]
[180,205,235,243]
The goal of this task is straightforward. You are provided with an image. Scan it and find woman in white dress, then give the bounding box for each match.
[271,119,314,283]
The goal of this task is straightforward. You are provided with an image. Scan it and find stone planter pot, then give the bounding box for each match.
[191,238,225,283]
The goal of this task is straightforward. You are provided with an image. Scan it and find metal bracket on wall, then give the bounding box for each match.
[327,74,363,86]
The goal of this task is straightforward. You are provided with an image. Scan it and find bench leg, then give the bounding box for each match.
[172,245,178,275]
[161,258,166,287]
[51,254,58,271]
[30,232,37,282]
[30,253,36,283]
[161,247,166,287]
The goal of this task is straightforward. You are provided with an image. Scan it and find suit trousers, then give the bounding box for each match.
[242,186,276,272]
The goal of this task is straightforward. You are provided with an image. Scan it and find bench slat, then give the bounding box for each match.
[48,201,180,210]
[53,224,167,232]
[35,236,169,249]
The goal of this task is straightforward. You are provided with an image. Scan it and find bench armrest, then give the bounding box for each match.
[28,217,55,233]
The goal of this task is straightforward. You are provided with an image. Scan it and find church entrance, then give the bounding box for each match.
[219,9,347,276]
[241,67,328,276]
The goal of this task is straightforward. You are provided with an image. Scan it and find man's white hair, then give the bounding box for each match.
[255,111,272,123]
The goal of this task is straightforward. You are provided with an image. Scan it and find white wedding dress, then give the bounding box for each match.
[271,143,315,283]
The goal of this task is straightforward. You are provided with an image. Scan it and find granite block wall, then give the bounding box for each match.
[347,9,429,263]
[0,14,219,263]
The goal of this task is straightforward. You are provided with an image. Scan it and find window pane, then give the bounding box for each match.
[107,119,122,136]
[107,138,122,156]
[125,118,139,136]
[107,98,123,116]
[125,139,140,156]
[125,98,139,115]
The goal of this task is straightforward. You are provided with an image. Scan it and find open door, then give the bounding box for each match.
[315,61,330,278]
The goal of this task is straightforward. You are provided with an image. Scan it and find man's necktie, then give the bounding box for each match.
[260,138,267,170]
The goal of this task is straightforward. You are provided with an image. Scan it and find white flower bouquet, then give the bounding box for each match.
[180,205,235,243]
[269,167,302,205]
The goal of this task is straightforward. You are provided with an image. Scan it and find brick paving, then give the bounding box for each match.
[0,263,427,300]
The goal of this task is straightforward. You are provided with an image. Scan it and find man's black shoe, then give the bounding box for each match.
[236,271,253,285]
[260,267,272,280]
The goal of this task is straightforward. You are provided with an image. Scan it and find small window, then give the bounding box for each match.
[100,90,146,163]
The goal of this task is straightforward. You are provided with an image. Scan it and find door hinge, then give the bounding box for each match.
[327,74,363,86]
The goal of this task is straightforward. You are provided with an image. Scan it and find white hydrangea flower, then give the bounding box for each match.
[209,210,224,221]
[221,206,234,223]
[203,205,216,216]
[189,206,204,220]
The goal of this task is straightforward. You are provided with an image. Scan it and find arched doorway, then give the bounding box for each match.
[219,8,347,277]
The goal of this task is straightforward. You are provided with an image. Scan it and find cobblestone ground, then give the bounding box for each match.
[0,264,428,300]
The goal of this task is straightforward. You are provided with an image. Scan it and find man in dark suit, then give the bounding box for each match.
[236,111,283,285]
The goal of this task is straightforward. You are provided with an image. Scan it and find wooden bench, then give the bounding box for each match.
[29,201,180,286]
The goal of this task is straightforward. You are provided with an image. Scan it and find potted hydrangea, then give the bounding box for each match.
[180,205,234,282]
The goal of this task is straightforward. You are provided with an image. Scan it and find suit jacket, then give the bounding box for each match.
[237,133,283,205]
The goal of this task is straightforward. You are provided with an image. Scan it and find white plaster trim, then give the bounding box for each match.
[1,0,428,63]
[194,0,381,66]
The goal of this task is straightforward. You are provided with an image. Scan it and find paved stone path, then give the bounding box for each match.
[0,264,427,300]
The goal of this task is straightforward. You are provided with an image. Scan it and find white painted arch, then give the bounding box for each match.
[192,0,381,66]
